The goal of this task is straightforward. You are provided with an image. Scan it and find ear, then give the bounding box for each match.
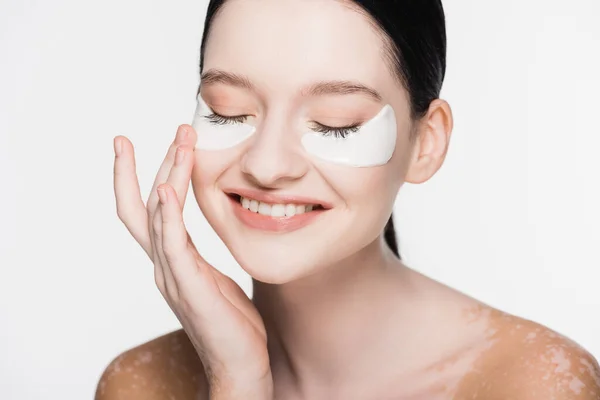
[405,99,453,184]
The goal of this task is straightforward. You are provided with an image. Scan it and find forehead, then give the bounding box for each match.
[202,0,396,97]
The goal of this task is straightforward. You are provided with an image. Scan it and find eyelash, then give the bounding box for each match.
[310,122,360,139]
[204,113,248,125]
[203,112,361,139]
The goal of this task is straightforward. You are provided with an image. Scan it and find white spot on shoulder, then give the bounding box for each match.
[111,355,124,373]
[138,351,153,364]
[549,347,572,374]
[526,332,537,341]
[569,376,585,394]
[580,358,600,387]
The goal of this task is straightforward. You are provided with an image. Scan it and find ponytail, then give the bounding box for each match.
[384,213,400,259]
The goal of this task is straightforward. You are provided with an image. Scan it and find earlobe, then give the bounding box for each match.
[404,99,453,184]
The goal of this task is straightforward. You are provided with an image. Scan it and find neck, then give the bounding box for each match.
[251,236,416,393]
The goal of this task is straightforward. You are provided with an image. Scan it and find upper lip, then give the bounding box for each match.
[224,188,333,209]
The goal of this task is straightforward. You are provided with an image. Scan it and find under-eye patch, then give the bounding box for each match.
[191,94,256,150]
[300,104,397,167]
[191,94,397,168]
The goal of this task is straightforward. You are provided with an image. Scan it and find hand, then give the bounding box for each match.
[112,125,273,398]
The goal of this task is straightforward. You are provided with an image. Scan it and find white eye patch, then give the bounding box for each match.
[301,104,397,167]
[191,94,256,150]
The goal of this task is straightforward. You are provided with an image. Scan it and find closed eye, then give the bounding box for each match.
[310,122,361,139]
[204,112,250,125]
[204,112,361,139]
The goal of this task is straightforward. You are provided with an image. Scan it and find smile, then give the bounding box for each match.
[238,195,323,217]
[225,191,329,233]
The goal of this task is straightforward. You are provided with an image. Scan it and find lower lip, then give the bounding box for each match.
[228,195,326,233]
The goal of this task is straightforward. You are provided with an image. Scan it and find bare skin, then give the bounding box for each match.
[97,1,600,398]
[96,267,600,399]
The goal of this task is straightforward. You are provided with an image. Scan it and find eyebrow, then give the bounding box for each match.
[199,69,382,102]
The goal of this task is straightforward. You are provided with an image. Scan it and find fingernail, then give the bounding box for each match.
[175,147,185,165]
[158,187,168,204]
[114,138,122,156]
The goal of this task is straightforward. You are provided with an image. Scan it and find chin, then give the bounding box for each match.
[226,239,324,284]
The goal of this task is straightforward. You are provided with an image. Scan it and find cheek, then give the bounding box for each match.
[311,131,413,209]
[316,165,399,252]
[190,151,232,193]
[317,164,400,210]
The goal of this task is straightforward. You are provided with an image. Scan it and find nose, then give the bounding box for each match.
[240,119,309,188]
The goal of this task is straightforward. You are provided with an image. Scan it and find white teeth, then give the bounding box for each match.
[284,204,296,217]
[238,196,318,217]
[249,199,259,213]
[258,202,271,216]
[271,204,286,217]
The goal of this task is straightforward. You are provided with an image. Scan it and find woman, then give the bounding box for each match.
[97,0,600,399]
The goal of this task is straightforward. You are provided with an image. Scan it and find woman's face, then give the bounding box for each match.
[191,0,417,283]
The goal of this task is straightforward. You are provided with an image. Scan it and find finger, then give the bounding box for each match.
[156,184,221,315]
[166,145,194,210]
[148,191,175,305]
[113,136,152,258]
[146,125,189,262]
[152,197,180,302]
[153,247,167,297]
[147,125,194,214]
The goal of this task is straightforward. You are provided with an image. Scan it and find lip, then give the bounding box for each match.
[223,187,333,209]
[226,193,328,233]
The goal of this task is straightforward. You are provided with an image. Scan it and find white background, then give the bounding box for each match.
[1,0,599,398]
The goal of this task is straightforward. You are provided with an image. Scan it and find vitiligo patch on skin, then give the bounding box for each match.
[96,308,600,399]
[191,94,256,150]
[301,104,397,167]
[450,308,600,399]
[413,305,500,399]
[95,330,207,399]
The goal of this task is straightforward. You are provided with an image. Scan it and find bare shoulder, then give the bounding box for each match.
[457,311,600,399]
[95,329,208,400]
